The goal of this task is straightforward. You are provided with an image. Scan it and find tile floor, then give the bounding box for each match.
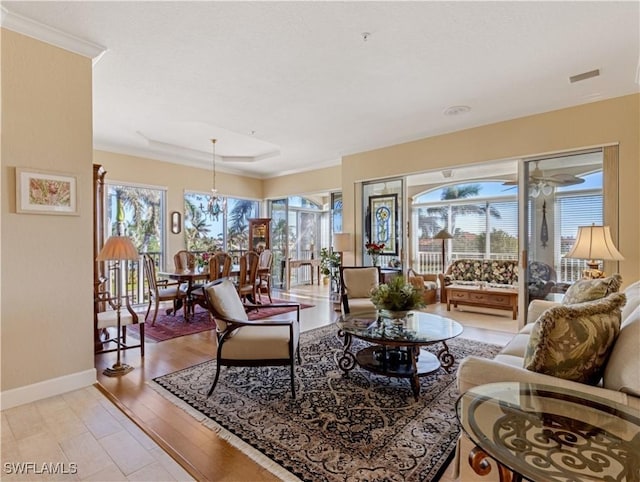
[1,386,193,481]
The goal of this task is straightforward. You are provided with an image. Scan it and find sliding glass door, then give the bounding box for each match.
[268,196,327,290]
[519,150,604,321]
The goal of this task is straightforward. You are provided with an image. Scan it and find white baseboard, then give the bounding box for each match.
[0,368,97,410]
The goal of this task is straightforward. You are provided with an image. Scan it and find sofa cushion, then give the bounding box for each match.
[344,297,376,314]
[562,273,622,304]
[523,293,626,385]
[445,259,518,285]
[499,332,531,358]
[343,267,379,298]
[603,305,640,396]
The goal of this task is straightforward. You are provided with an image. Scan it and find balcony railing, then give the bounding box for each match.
[413,251,587,283]
[100,249,590,308]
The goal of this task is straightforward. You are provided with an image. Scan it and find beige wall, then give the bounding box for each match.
[1,30,95,392]
[342,94,640,285]
[262,165,341,199]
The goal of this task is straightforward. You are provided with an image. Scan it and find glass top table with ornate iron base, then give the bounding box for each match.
[456,382,640,482]
[336,311,463,400]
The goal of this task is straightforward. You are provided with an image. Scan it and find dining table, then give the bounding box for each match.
[159,268,210,321]
[159,265,270,320]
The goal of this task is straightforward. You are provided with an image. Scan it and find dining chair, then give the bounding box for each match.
[190,252,233,310]
[211,252,233,280]
[203,278,301,398]
[256,249,273,303]
[94,274,144,356]
[142,254,187,326]
[339,266,381,315]
[174,250,196,271]
[236,251,260,304]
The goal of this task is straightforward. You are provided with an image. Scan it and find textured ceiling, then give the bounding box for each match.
[3,1,639,181]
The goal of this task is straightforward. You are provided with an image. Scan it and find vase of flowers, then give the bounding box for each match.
[365,242,385,266]
[370,275,425,322]
[196,252,210,272]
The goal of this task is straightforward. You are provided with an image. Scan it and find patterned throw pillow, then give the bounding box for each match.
[562,273,622,304]
[523,293,626,385]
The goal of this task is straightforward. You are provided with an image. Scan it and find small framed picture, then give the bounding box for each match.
[16,168,78,215]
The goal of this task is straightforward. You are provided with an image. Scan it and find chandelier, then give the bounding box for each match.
[207,138,226,220]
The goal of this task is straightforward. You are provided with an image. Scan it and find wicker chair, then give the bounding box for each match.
[407,268,438,304]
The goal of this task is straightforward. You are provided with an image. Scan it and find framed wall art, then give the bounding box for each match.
[16,168,78,215]
[368,194,398,255]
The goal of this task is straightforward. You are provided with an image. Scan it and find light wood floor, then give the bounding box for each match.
[94,284,518,481]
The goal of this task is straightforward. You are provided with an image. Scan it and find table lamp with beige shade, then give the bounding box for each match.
[332,233,352,264]
[96,235,139,376]
[564,225,624,279]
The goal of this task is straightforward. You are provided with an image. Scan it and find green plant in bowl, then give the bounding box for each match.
[370,275,426,315]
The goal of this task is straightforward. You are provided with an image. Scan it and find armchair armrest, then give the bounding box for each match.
[158,278,181,287]
[217,315,299,342]
[456,356,630,405]
[242,303,301,320]
[527,299,560,322]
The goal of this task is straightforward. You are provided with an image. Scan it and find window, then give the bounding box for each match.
[331,192,343,236]
[555,171,603,281]
[106,183,165,248]
[184,192,259,261]
[412,168,603,282]
[268,196,327,287]
[105,182,166,304]
[413,182,518,273]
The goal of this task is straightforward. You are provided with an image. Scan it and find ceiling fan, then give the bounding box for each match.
[502,161,585,197]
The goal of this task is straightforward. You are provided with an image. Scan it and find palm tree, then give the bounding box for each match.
[227,200,255,249]
[184,195,213,249]
[425,184,501,235]
[112,186,161,253]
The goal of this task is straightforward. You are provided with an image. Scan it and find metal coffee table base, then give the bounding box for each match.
[337,331,455,400]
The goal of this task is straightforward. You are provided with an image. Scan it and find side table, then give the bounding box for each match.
[456,382,640,482]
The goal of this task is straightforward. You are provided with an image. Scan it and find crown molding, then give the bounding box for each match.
[1,7,107,65]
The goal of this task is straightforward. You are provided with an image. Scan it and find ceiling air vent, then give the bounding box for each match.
[569,69,600,83]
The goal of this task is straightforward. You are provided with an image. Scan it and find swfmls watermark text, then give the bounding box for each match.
[4,462,78,475]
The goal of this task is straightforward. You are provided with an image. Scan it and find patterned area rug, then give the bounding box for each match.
[151,324,501,481]
[129,299,313,342]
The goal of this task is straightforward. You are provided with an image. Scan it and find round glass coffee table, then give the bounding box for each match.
[336,311,463,400]
[456,382,640,482]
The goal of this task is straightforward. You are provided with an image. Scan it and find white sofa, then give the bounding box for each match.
[455,279,640,481]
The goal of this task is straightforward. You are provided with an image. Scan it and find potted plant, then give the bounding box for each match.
[320,248,341,285]
[369,275,425,320]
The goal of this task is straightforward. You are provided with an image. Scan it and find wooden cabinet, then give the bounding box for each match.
[380,268,402,284]
[248,218,271,252]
